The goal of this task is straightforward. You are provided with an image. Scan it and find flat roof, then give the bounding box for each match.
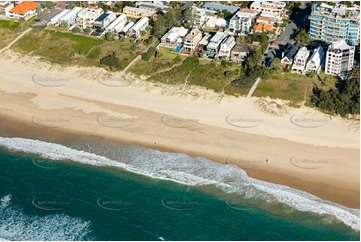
[96,13,109,22]
[203,2,239,14]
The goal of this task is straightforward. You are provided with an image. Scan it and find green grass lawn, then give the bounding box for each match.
[148,59,251,96]
[254,72,315,106]
[0,20,20,49]
[0,20,19,30]
[11,29,140,69]
[129,46,185,75]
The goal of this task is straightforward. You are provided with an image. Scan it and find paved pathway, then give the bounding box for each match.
[247,77,261,98]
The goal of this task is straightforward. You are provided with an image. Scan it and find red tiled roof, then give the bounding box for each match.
[10,1,40,15]
[253,22,276,32]
[239,8,257,14]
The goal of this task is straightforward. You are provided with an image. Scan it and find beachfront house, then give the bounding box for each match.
[291,47,310,74]
[217,36,236,60]
[160,27,189,49]
[229,8,258,36]
[94,11,117,32]
[206,31,228,58]
[250,1,287,18]
[105,14,127,34]
[76,6,104,29]
[7,1,39,20]
[128,17,149,38]
[59,7,83,27]
[182,28,203,55]
[280,43,301,67]
[204,17,227,31]
[230,43,260,63]
[304,46,325,74]
[121,21,134,35]
[0,1,14,18]
[50,9,70,26]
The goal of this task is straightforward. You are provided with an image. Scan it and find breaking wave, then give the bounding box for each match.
[0,137,359,231]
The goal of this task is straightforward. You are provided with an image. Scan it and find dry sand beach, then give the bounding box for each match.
[0,49,359,208]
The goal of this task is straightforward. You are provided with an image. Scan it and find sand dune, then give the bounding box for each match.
[0,49,359,208]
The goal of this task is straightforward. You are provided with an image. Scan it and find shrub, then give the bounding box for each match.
[141,52,151,61]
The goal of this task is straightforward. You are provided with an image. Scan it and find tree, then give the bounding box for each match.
[270,58,281,71]
[311,68,360,116]
[105,32,114,41]
[83,28,92,34]
[141,52,151,61]
[43,1,54,9]
[164,8,181,28]
[59,21,68,30]
[183,8,194,29]
[100,52,120,69]
[151,15,166,38]
[72,27,81,33]
[308,71,316,78]
[294,29,311,46]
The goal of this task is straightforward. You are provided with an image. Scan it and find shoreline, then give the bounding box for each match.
[0,50,359,208]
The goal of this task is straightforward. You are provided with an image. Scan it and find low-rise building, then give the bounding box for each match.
[191,5,216,28]
[202,2,239,15]
[204,17,227,30]
[128,17,149,38]
[122,21,134,34]
[230,43,259,62]
[7,1,39,20]
[105,14,127,33]
[291,47,310,74]
[0,1,14,18]
[217,36,236,60]
[76,6,103,29]
[123,6,156,19]
[94,11,116,32]
[50,9,70,26]
[304,46,325,74]
[325,40,355,79]
[280,43,301,66]
[206,31,228,58]
[59,7,83,26]
[182,28,203,55]
[229,8,258,35]
[250,1,287,17]
[160,27,189,48]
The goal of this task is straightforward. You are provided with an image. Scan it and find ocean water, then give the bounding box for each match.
[0,137,359,241]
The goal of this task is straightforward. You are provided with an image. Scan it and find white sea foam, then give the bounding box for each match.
[0,137,359,231]
[0,194,91,240]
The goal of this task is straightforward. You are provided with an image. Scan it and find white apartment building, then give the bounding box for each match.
[160,27,189,48]
[94,11,117,31]
[325,40,355,79]
[206,31,228,58]
[0,1,14,18]
[291,47,310,74]
[229,8,258,35]
[105,14,127,33]
[305,46,325,74]
[250,1,287,17]
[76,6,104,29]
[182,28,203,55]
[217,36,236,60]
[128,16,149,38]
